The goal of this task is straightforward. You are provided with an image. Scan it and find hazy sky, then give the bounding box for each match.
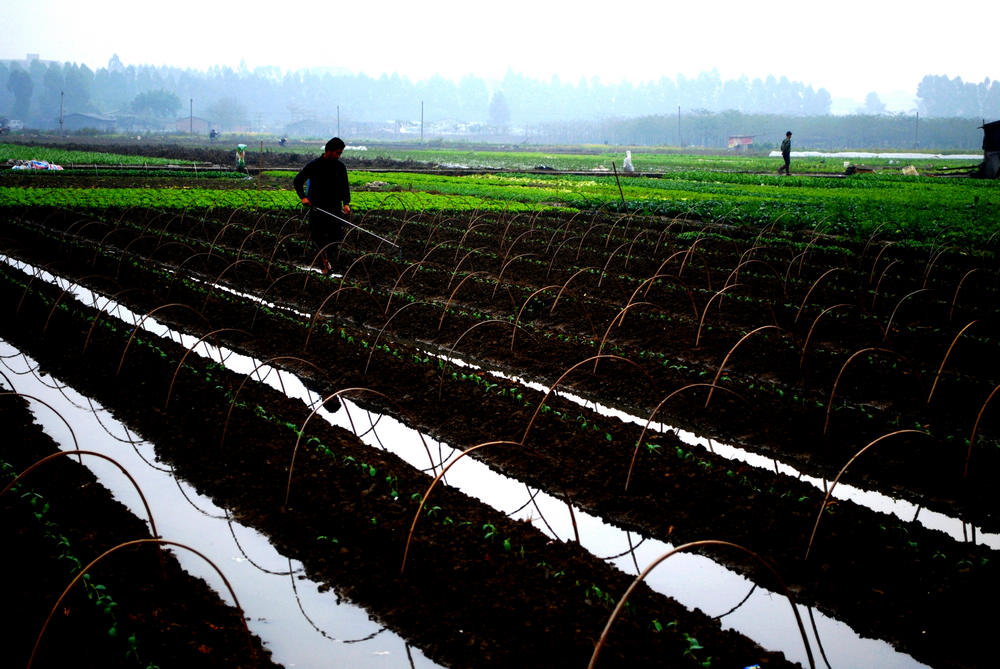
[4,0,994,103]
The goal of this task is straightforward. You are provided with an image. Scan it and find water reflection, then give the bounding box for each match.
[0,343,441,669]
[1,254,952,667]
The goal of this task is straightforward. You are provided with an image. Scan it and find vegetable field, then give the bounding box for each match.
[2,143,998,668]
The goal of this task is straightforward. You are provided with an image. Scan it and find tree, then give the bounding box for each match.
[207,97,248,131]
[63,63,94,112]
[131,89,181,117]
[6,68,33,120]
[488,90,510,128]
[862,92,887,115]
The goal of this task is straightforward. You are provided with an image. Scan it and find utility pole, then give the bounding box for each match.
[420,100,424,143]
[59,91,64,135]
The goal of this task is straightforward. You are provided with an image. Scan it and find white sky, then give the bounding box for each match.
[3,0,995,104]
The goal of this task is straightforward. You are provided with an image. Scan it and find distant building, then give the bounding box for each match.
[61,113,115,132]
[727,135,755,151]
[284,118,337,138]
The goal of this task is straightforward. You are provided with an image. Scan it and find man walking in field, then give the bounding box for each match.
[294,137,352,274]
[778,131,792,175]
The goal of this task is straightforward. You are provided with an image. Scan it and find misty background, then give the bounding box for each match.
[2,54,998,150]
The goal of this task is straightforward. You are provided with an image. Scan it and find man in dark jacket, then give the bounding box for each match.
[778,131,792,175]
[293,137,351,274]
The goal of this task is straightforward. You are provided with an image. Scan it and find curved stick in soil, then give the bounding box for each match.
[800,304,853,368]
[511,285,560,353]
[285,389,438,507]
[151,239,198,265]
[491,253,537,300]
[922,245,953,290]
[883,288,933,341]
[724,258,787,301]
[965,383,1000,478]
[219,355,335,451]
[114,233,157,278]
[16,262,65,316]
[623,228,651,271]
[624,383,747,491]
[336,251,395,293]
[438,271,488,331]
[365,301,437,375]
[165,252,226,297]
[449,246,488,289]
[82,287,155,354]
[677,235,705,279]
[705,325,782,408]
[199,258,267,315]
[823,347,900,436]
[949,268,983,321]
[302,285,377,353]
[116,303,214,376]
[597,242,628,288]
[695,283,744,348]
[453,223,491,263]
[504,228,543,258]
[545,236,583,280]
[926,320,978,404]
[399,440,520,574]
[28,539,256,669]
[249,271,300,330]
[41,273,108,335]
[860,222,893,262]
[804,429,928,560]
[522,355,646,447]
[794,267,845,324]
[1,449,159,547]
[234,227,264,262]
[588,539,815,669]
[576,221,609,261]
[871,259,902,309]
[164,328,250,411]
[263,232,300,278]
[384,253,445,316]
[551,266,599,314]
[438,319,517,396]
[0,392,81,459]
[594,302,659,372]
[205,221,240,264]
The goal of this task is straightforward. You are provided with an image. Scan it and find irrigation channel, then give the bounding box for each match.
[4,254,974,667]
[3,199,998,669]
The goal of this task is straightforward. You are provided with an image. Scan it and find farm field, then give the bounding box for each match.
[2,139,999,668]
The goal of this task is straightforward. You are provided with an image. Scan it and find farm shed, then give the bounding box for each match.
[978,119,1000,178]
[727,135,755,150]
[61,113,115,132]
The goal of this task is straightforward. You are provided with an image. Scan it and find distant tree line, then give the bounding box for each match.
[0,56,995,150]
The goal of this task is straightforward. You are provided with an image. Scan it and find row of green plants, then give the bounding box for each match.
[1,168,249,180]
[333,169,999,243]
[342,145,975,174]
[0,459,155,667]
[0,186,563,214]
[0,144,190,166]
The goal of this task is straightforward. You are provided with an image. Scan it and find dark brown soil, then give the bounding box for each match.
[2,143,999,668]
